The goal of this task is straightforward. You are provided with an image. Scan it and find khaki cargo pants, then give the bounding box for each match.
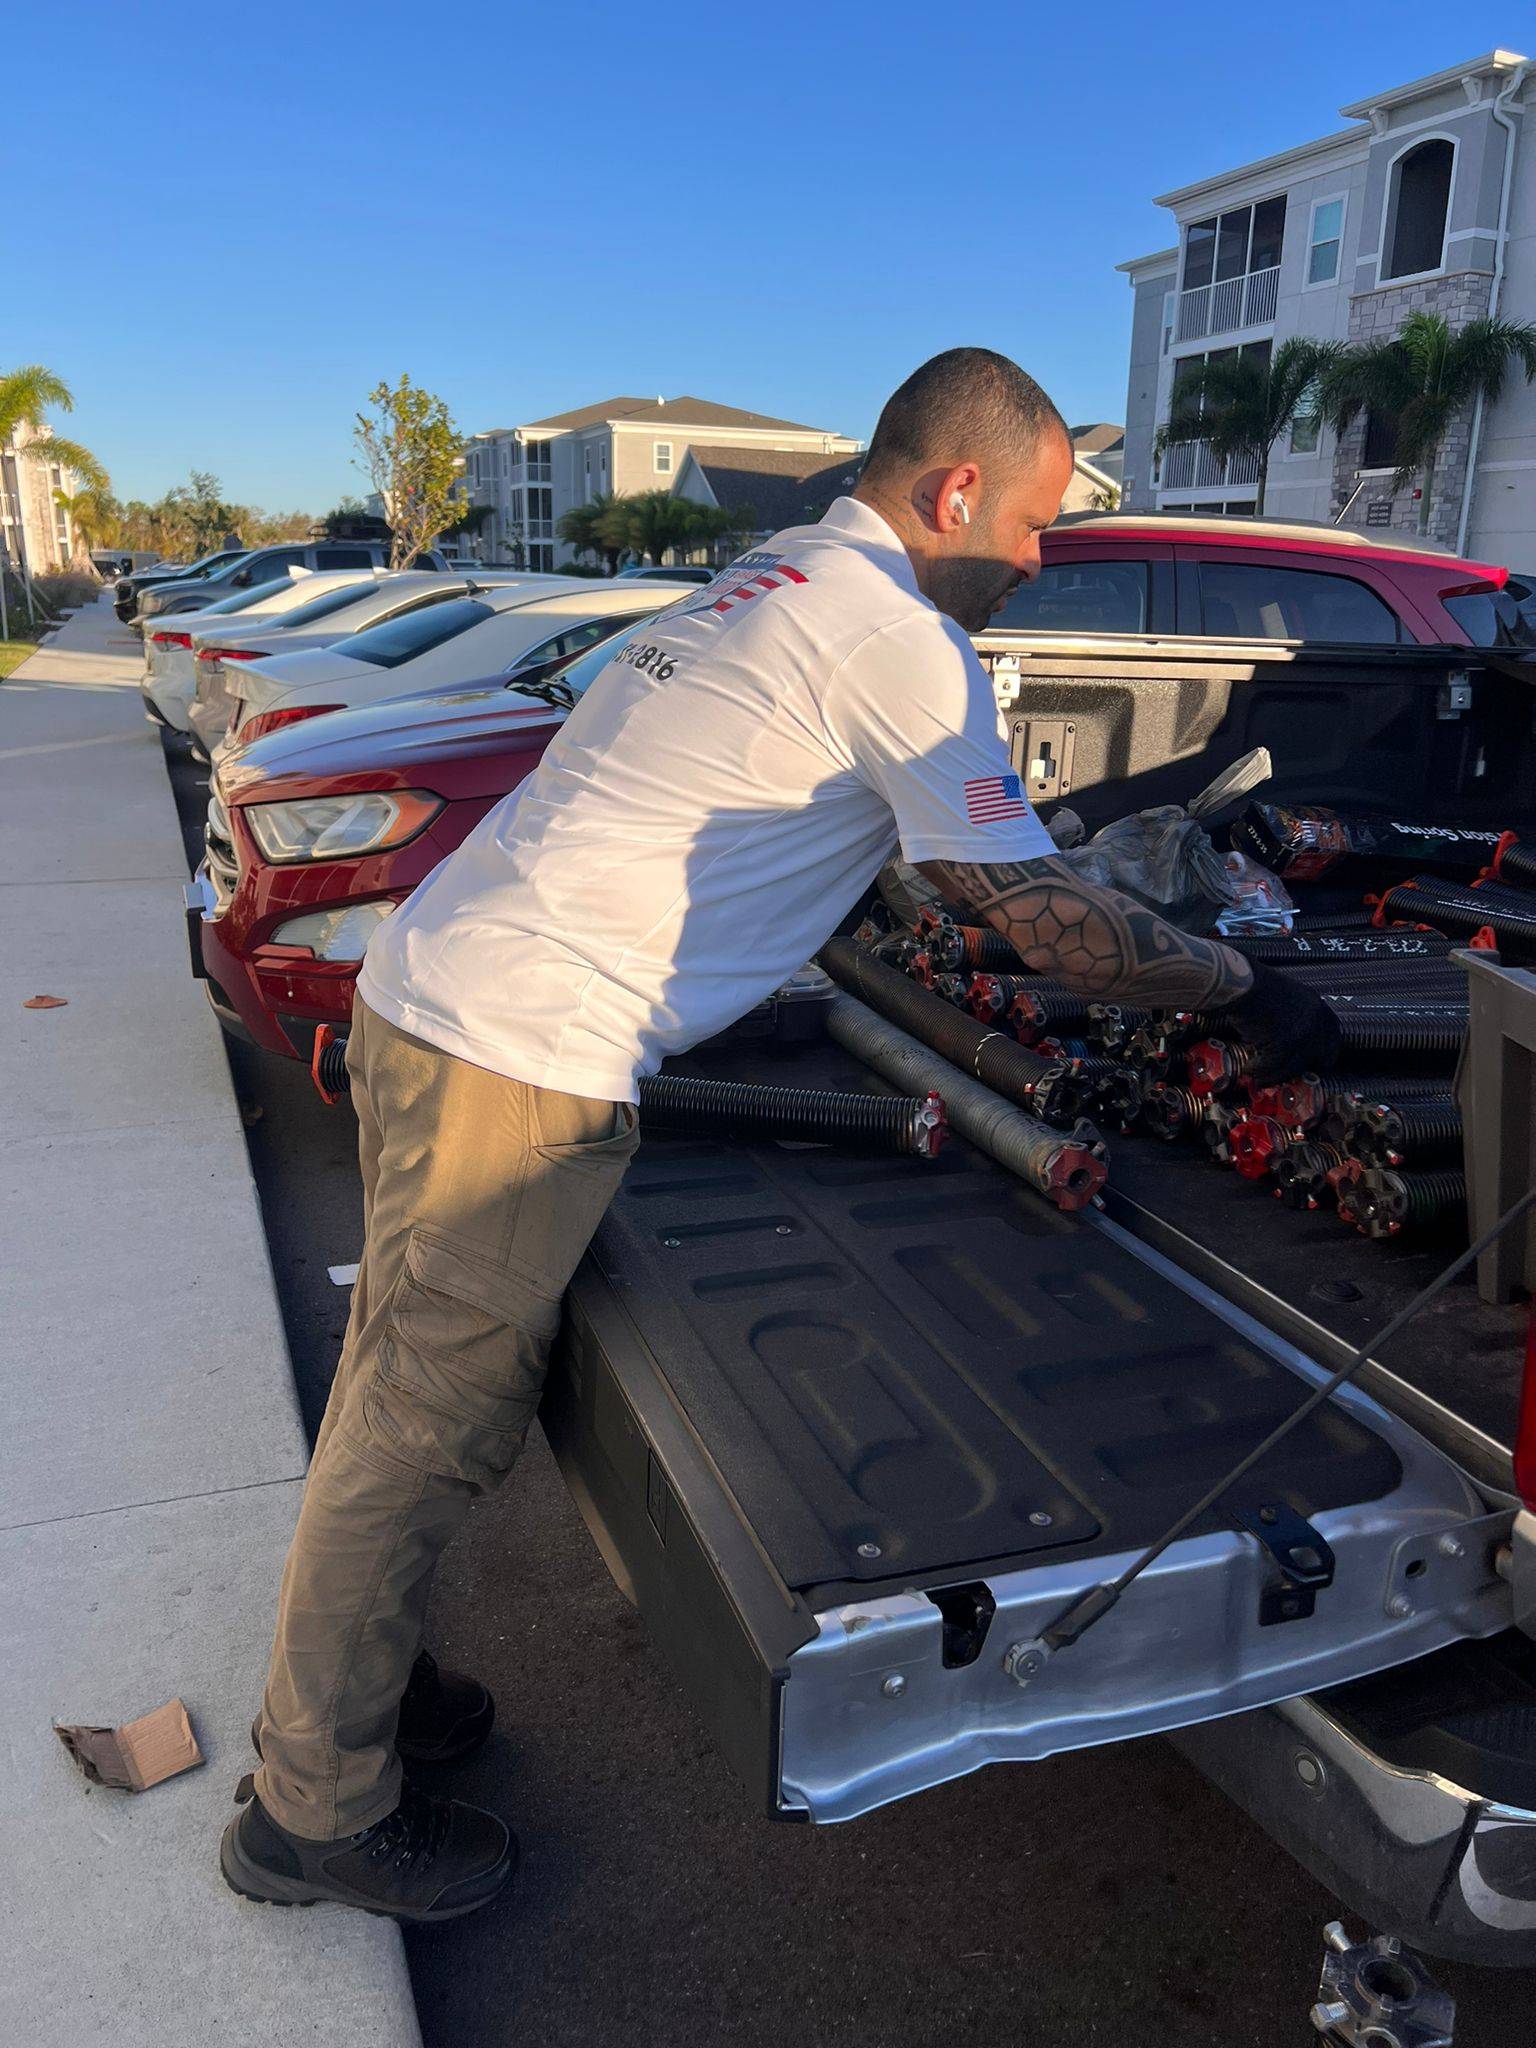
[254,996,638,1839]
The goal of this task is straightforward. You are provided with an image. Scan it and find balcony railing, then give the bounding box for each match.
[1175,264,1280,343]
[1159,441,1261,492]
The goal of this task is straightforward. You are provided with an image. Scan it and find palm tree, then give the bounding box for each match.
[558,491,631,574]
[620,489,701,567]
[53,487,116,560]
[0,365,109,492]
[1321,311,1536,535]
[1156,337,1343,516]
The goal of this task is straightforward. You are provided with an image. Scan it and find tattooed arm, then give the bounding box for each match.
[918,856,1254,1009]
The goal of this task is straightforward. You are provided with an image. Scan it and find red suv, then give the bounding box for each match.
[189,517,1521,1062]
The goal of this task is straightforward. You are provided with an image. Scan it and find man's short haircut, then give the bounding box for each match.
[860,348,1069,486]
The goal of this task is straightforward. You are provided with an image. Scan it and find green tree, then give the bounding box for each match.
[1322,311,1536,535]
[354,375,463,569]
[1156,337,1342,516]
[622,489,704,566]
[0,365,109,492]
[52,486,116,557]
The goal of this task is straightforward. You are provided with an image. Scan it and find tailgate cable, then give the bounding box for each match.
[1035,1184,1536,1658]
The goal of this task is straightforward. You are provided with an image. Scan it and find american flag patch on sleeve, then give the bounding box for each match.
[963,773,1027,824]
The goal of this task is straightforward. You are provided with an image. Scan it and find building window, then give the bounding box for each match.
[1362,407,1402,472]
[1181,196,1286,291]
[1161,290,1174,355]
[529,543,554,572]
[1289,375,1324,454]
[509,489,524,524]
[523,437,552,481]
[1383,139,1453,281]
[1306,196,1344,285]
[654,441,673,475]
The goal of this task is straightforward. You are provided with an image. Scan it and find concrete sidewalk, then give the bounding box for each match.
[0,601,419,2046]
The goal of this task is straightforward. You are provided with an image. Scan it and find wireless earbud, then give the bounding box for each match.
[950,494,970,525]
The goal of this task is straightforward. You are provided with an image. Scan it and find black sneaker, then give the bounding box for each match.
[252,1650,495,1770]
[220,1781,516,1921]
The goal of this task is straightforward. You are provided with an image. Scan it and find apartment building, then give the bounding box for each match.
[462,396,861,568]
[0,421,80,581]
[1118,51,1535,563]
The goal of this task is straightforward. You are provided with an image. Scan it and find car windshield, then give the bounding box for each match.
[198,578,297,617]
[512,625,646,707]
[187,550,246,577]
[342,595,493,669]
[268,581,381,629]
[1443,577,1536,650]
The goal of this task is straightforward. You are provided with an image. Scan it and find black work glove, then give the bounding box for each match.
[1217,958,1341,1082]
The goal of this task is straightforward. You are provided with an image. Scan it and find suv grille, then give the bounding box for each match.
[204,790,239,912]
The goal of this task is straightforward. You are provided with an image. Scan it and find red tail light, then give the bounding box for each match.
[197,646,269,664]
[238,704,344,743]
[152,631,193,650]
[1517,1303,1536,1513]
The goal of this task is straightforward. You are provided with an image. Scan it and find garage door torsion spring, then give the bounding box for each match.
[1142,1083,1213,1142]
[1328,1010,1465,1060]
[1491,833,1536,891]
[1337,1166,1467,1239]
[1232,933,1456,963]
[638,1075,948,1158]
[1346,1098,1462,1169]
[1274,1140,1348,1211]
[926,922,1023,972]
[1376,876,1536,954]
[964,972,1056,1019]
[818,939,1092,1127]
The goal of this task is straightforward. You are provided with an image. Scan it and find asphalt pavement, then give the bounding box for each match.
[163,733,1532,2048]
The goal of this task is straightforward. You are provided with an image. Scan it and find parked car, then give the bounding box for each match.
[131,540,451,629]
[189,621,669,1058]
[115,548,245,619]
[186,571,557,761]
[617,564,718,584]
[983,511,1513,646]
[205,579,693,761]
[141,571,389,732]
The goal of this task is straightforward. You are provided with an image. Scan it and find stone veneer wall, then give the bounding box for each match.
[1330,271,1493,544]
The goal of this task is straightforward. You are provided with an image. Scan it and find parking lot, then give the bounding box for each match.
[162,733,1528,2048]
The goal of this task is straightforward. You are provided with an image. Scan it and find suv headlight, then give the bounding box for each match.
[244,789,443,863]
[270,900,398,961]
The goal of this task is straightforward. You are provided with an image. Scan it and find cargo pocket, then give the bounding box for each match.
[506,1101,640,1298]
[362,1228,563,1492]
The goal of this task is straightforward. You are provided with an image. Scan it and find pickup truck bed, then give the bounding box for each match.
[1103,1137,1527,1495]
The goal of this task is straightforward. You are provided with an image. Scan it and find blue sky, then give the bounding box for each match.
[9,4,1525,511]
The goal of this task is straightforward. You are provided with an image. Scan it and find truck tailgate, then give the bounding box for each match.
[542,1037,1511,1822]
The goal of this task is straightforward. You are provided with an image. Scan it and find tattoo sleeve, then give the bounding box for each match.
[920,856,1253,1009]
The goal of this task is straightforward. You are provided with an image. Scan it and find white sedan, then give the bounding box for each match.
[184,571,543,759]
[211,580,695,762]
[141,572,385,731]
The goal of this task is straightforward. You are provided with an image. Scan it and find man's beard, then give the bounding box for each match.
[926,549,1018,633]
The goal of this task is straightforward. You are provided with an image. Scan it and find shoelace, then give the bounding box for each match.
[360,1784,452,1873]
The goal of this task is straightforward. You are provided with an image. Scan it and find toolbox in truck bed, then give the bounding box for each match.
[541,1036,1508,1824]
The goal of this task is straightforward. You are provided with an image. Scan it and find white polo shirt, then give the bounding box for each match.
[358,497,1054,1102]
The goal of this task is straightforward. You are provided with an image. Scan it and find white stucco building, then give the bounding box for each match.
[0,421,82,581]
[462,396,862,568]
[1118,50,1536,564]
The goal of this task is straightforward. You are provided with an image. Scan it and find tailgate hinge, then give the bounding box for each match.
[1235,1502,1336,1626]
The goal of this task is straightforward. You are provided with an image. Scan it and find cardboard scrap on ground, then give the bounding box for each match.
[23,994,68,1009]
[55,1697,204,1792]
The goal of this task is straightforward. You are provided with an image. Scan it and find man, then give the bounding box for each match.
[222,349,1335,1920]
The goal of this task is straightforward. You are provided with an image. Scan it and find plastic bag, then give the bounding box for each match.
[1214,850,1296,935]
[1054,805,1238,931]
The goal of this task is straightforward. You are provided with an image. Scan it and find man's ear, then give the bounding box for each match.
[932,462,981,533]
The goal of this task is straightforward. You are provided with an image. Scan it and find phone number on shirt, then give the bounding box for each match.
[612,640,681,682]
